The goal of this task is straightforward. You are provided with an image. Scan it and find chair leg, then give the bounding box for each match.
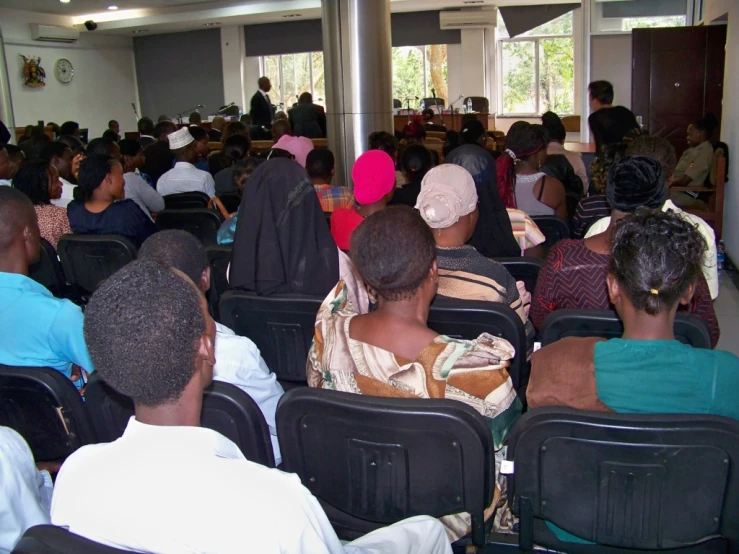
[471,513,486,547]
[519,497,534,553]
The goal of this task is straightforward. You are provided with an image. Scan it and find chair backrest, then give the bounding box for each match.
[393,98,402,109]
[156,209,224,246]
[84,374,275,467]
[426,130,446,140]
[219,291,320,387]
[0,365,95,462]
[56,234,137,299]
[205,244,232,319]
[463,96,490,113]
[507,407,739,550]
[312,138,328,148]
[422,97,445,109]
[428,297,528,392]
[531,215,569,251]
[540,309,712,349]
[28,237,67,299]
[207,141,222,153]
[162,191,210,210]
[277,387,495,546]
[13,525,132,554]
[251,140,275,153]
[560,114,580,132]
[495,257,544,294]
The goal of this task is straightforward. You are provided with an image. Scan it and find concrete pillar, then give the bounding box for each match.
[322,0,393,187]
[0,32,16,141]
[221,26,246,112]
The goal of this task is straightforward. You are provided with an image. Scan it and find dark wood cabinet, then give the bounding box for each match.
[631,25,726,157]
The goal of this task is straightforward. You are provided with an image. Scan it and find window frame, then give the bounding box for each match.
[497,33,575,117]
[258,52,321,111]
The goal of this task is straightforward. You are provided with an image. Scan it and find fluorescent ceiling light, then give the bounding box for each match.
[108,5,119,9]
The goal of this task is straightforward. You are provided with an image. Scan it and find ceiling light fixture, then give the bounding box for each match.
[282,13,302,18]
[107,5,118,9]
[463,0,485,4]
[203,22,221,26]
[132,29,149,34]
[60,0,71,4]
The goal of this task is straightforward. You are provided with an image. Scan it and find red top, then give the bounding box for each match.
[330,207,364,251]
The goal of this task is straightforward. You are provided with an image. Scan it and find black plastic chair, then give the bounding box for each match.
[495,257,544,295]
[162,190,210,209]
[393,99,402,109]
[429,297,528,392]
[531,215,570,251]
[13,525,130,554]
[463,96,490,113]
[206,244,232,319]
[84,373,275,467]
[219,291,319,388]
[217,192,241,213]
[422,98,445,110]
[0,365,95,462]
[56,234,137,300]
[540,309,712,349]
[156,209,224,246]
[28,237,68,299]
[277,387,495,547]
[503,407,739,552]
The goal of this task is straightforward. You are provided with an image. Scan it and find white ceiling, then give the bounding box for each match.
[0,0,577,36]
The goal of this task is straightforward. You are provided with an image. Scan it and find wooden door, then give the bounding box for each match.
[631,26,726,158]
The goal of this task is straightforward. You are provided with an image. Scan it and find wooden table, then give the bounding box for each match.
[564,142,597,154]
[394,113,495,134]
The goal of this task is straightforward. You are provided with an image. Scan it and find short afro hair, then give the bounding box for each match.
[351,206,436,301]
[610,208,706,316]
[84,260,205,407]
[139,230,208,286]
[588,80,614,105]
[368,131,397,158]
[306,148,334,181]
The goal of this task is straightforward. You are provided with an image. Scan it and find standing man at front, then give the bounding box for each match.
[250,77,274,133]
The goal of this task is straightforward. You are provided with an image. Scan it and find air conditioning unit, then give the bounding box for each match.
[30,24,80,43]
[440,9,496,30]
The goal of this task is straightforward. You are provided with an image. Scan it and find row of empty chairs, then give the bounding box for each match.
[4,365,738,552]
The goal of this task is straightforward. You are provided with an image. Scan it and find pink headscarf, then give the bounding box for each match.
[352,150,396,205]
[274,135,314,168]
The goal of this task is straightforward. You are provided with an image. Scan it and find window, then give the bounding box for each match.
[392,45,448,109]
[591,0,688,33]
[259,52,325,111]
[498,12,574,116]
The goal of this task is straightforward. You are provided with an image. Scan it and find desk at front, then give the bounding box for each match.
[394,113,495,133]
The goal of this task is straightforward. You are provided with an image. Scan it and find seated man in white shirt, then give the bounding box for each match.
[0,426,53,554]
[138,229,284,463]
[51,260,451,554]
[156,127,216,198]
[584,135,718,299]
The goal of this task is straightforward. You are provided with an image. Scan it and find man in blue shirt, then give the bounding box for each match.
[0,187,93,384]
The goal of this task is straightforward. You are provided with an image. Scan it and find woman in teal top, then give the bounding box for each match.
[216,159,256,245]
[528,208,739,543]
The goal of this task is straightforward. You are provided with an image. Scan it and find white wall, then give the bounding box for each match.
[244,56,261,113]
[0,8,138,138]
[590,34,632,109]
[221,25,246,112]
[460,29,486,99]
[718,1,738,258]
[446,42,463,109]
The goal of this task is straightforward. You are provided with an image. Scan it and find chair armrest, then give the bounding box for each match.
[670,186,717,193]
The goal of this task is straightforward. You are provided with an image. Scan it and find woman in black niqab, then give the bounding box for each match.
[230,158,339,295]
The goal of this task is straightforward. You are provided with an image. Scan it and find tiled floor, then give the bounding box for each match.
[716,270,739,356]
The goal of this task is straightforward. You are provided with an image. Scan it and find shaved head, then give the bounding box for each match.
[0,187,35,253]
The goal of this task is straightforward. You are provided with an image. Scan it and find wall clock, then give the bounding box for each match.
[55,58,74,83]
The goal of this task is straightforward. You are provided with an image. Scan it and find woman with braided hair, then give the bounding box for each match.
[527,206,739,542]
[496,121,567,219]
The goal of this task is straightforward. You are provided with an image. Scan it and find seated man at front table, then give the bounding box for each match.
[156,127,216,198]
[51,260,452,554]
[138,230,284,464]
[422,108,447,132]
[0,187,93,387]
[671,117,716,209]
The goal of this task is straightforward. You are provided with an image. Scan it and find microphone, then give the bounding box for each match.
[131,102,139,119]
[449,94,464,108]
[432,88,436,99]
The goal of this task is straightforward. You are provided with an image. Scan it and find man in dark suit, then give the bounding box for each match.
[249,77,274,130]
[208,116,225,142]
[288,92,326,138]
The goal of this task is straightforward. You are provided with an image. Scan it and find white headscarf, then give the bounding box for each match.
[415,164,478,229]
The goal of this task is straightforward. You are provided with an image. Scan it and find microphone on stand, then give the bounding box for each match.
[131,103,139,120]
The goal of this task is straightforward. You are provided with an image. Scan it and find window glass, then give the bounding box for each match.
[501,41,537,114]
[312,52,325,106]
[539,37,574,114]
